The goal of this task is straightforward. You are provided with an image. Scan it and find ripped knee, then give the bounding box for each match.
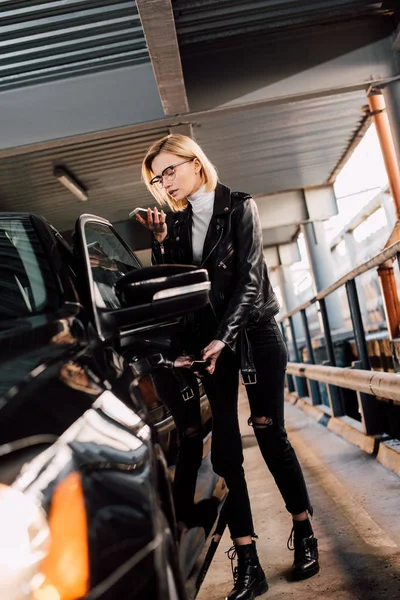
[248,415,273,429]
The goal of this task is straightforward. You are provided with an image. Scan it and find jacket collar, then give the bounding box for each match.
[213,182,232,216]
[177,182,231,221]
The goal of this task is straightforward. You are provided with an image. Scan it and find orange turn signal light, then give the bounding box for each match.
[34,471,89,600]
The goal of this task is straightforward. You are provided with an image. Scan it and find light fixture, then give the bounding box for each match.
[53,167,88,202]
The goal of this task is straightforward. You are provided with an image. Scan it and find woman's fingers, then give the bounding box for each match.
[147,207,154,228]
[135,213,148,227]
[153,207,164,234]
[173,356,193,368]
[202,347,216,374]
[202,339,226,374]
[136,208,164,233]
[206,357,216,374]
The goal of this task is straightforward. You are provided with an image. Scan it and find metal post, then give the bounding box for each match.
[300,309,321,405]
[319,298,345,416]
[346,279,370,370]
[288,316,308,398]
[319,299,335,365]
[280,321,295,392]
[345,279,381,434]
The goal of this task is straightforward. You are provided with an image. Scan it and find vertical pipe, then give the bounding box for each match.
[300,309,322,405]
[367,91,400,220]
[368,91,400,340]
[377,266,400,339]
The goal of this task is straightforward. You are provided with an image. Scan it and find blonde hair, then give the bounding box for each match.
[142,134,218,211]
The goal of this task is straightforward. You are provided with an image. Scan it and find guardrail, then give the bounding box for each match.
[287,362,400,403]
[279,240,400,436]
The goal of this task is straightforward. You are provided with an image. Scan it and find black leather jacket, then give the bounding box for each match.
[151,182,280,353]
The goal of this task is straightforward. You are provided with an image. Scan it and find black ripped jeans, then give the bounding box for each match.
[203,317,312,539]
[151,368,203,525]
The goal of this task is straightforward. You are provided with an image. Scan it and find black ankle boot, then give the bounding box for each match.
[288,526,319,580]
[226,542,268,600]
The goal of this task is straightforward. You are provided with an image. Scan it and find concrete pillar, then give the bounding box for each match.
[276,265,303,340]
[301,221,345,331]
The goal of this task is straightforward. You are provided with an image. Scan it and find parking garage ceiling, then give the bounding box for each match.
[0,1,399,240]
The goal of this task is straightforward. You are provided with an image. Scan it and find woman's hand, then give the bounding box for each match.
[136,207,167,243]
[201,340,226,374]
[173,356,193,369]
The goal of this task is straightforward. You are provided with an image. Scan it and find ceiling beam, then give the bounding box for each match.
[169,123,193,138]
[0,78,379,161]
[136,0,188,116]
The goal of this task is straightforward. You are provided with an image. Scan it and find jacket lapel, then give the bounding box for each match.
[201,182,232,265]
[175,205,193,264]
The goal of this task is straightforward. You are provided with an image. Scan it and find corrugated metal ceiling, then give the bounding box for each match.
[0,91,367,232]
[195,90,368,196]
[0,127,170,230]
[0,0,394,240]
[173,1,393,48]
[0,0,148,91]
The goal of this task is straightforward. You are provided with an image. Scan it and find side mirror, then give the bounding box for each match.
[102,265,211,334]
[74,215,211,339]
[116,265,208,307]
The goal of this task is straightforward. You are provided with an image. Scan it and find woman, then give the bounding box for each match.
[139,134,319,599]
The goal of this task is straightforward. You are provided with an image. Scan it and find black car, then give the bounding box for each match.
[0,213,226,600]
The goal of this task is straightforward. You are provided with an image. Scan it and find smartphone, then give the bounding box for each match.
[129,207,154,219]
[190,359,211,372]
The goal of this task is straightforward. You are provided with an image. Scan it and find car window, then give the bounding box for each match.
[84,221,142,310]
[0,218,59,321]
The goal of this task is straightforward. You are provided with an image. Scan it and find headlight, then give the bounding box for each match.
[94,390,151,441]
[0,470,90,600]
[32,471,89,600]
[0,484,50,600]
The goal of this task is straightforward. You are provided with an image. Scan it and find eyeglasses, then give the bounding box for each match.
[150,158,194,187]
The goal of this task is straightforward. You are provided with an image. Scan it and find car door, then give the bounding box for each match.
[0,213,104,477]
[73,214,227,582]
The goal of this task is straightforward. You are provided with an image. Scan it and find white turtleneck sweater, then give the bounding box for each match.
[188,185,215,264]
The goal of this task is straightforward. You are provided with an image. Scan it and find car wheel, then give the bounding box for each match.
[166,561,180,600]
[164,526,187,600]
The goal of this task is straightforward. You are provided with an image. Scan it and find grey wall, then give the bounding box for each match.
[0,63,165,150]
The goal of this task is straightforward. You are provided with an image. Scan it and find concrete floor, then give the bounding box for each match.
[197,385,400,600]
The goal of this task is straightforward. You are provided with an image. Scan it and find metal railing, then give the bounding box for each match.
[279,240,400,437]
